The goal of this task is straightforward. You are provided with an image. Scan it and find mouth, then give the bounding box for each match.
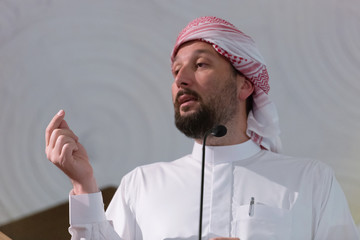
[177,94,198,106]
[175,89,201,112]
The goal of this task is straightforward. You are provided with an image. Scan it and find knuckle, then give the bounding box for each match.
[52,128,61,136]
[57,134,66,142]
[58,155,69,169]
[58,135,72,146]
[62,143,73,157]
[62,142,71,151]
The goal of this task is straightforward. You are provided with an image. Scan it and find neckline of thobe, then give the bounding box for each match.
[191,139,262,164]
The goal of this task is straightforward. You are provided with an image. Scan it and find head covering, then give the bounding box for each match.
[171,16,282,152]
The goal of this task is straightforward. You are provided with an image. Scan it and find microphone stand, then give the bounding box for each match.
[198,125,227,240]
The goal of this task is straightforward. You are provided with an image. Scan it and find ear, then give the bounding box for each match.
[237,76,254,101]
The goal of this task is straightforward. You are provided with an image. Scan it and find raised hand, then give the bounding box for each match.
[45,110,98,194]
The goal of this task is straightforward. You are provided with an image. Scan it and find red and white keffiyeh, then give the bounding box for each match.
[171,16,282,153]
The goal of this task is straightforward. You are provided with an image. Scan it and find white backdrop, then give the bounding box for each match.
[0,0,359,228]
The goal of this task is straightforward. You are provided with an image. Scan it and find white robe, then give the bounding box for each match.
[69,140,359,239]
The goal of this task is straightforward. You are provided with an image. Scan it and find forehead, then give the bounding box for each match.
[172,41,220,63]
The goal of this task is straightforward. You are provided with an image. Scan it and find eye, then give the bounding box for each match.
[172,66,180,76]
[196,62,206,68]
[173,69,179,76]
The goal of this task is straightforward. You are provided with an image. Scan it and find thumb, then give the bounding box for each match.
[59,119,70,130]
[60,119,79,142]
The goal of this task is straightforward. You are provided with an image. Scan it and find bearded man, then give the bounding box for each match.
[45,16,359,240]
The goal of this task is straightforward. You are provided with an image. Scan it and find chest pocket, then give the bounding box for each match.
[231,167,299,240]
[231,203,292,240]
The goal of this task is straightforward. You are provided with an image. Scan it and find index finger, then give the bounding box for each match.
[45,109,65,147]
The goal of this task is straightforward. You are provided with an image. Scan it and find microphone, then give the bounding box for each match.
[209,125,227,138]
[198,125,227,240]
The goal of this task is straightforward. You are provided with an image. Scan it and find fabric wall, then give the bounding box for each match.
[0,0,359,229]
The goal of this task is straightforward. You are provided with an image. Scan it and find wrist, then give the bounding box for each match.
[72,177,99,195]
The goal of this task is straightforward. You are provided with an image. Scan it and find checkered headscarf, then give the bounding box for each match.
[171,16,282,152]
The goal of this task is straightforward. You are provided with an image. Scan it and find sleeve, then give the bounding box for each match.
[68,191,123,240]
[313,167,360,239]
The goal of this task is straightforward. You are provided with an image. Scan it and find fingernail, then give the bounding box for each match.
[57,109,64,116]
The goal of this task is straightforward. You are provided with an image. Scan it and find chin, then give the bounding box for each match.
[179,109,198,117]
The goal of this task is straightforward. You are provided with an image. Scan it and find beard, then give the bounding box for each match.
[174,76,238,139]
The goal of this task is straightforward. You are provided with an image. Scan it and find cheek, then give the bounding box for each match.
[196,72,220,91]
[171,83,177,103]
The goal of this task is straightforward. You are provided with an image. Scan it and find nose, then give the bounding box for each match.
[174,65,193,88]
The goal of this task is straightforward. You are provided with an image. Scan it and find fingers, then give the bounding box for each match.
[44,110,93,191]
[46,133,77,162]
[45,110,79,159]
[62,142,79,163]
[59,118,71,130]
[48,127,78,151]
[60,119,79,142]
[53,135,79,160]
[45,109,65,147]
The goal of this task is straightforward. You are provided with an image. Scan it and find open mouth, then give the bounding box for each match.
[175,89,201,112]
[178,94,198,106]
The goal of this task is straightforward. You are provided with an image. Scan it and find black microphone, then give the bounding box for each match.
[209,125,227,138]
[198,125,227,240]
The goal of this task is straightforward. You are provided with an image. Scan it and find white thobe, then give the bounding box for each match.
[69,140,359,239]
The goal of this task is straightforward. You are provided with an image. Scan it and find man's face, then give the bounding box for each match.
[171,41,239,139]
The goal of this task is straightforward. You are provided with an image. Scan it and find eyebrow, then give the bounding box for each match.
[172,48,216,64]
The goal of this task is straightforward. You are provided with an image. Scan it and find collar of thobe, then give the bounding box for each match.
[191,139,262,165]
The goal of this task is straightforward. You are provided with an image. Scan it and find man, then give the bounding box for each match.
[45,16,359,239]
